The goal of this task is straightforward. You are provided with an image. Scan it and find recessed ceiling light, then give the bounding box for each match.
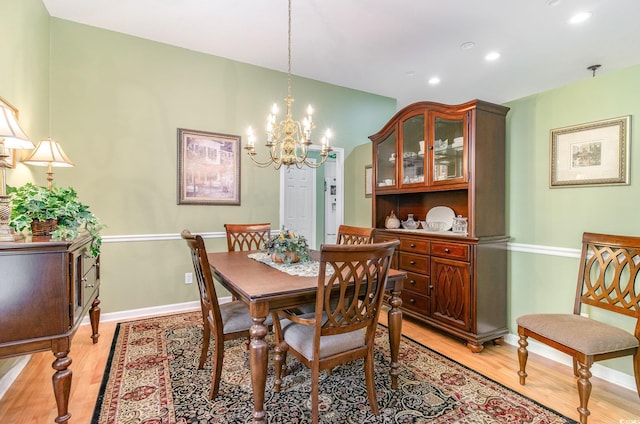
[460,41,475,50]
[428,77,440,85]
[569,11,592,24]
[485,51,500,61]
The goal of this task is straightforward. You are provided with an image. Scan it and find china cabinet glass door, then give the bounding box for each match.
[400,113,425,186]
[375,131,396,189]
[430,113,466,184]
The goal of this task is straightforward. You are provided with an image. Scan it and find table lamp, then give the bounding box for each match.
[23,138,74,190]
[0,100,35,241]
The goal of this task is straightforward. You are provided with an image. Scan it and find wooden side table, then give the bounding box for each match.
[0,233,101,423]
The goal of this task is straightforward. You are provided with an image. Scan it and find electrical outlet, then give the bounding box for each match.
[184,272,193,284]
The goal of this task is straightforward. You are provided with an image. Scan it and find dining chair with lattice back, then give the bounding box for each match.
[336,224,376,245]
[182,229,270,399]
[271,240,399,423]
[516,232,640,424]
[224,223,271,252]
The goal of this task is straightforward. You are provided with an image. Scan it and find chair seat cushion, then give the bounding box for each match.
[219,300,272,334]
[280,316,365,360]
[517,314,639,355]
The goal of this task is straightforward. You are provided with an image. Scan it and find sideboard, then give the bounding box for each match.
[0,233,101,424]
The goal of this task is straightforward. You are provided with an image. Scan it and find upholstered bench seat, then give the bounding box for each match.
[517,314,638,355]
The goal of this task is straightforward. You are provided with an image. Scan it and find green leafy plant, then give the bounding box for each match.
[8,182,105,257]
[265,226,309,264]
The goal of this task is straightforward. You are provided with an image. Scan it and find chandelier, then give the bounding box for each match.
[245,0,332,169]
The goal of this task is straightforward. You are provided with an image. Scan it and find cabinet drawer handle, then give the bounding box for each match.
[410,243,416,248]
[429,285,434,289]
[409,260,416,265]
[409,298,416,304]
[409,280,416,285]
[445,248,450,253]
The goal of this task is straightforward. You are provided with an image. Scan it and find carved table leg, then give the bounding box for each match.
[90,297,101,344]
[51,349,72,423]
[249,315,269,423]
[387,288,403,389]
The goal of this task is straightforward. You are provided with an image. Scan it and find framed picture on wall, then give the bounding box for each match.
[364,165,373,197]
[177,128,241,205]
[550,116,630,187]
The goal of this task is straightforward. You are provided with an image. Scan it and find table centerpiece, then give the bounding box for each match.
[265,226,309,264]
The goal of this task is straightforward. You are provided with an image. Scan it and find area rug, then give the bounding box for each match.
[92,312,577,423]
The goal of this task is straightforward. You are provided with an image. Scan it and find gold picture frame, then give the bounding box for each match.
[550,116,630,187]
[177,128,241,205]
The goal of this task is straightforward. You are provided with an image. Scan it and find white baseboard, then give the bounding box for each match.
[0,356,31,401]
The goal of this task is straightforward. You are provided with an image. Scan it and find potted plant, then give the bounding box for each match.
[7,182,104,257]
[265,226,309,264]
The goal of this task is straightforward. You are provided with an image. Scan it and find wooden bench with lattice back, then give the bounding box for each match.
[516,232,640,424]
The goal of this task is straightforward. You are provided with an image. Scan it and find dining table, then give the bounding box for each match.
[207,250,407,423]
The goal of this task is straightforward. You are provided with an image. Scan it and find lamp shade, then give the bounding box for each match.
[0,103,33,149]
[23,138,74,167]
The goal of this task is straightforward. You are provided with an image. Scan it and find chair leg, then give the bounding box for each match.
[517,334,529,385]
[273,342,288,392]
[633,350,640,398]
[209,336,225,399]
[199,323,211,369]
[576,360,593,424]
[311,362,320,424]
[364,349,380,415]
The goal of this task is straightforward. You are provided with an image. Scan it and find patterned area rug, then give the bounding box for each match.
[92,312,577,423]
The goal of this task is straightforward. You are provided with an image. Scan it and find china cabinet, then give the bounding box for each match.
[0,233,101,423]
[370,99,509,352]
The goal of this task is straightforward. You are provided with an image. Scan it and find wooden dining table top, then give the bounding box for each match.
[207,250,406,303]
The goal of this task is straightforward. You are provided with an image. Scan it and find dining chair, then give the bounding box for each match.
[271,240,399,423]
[516,232,640,424]
[182,229,267,399]
[336,224,375,245]
[224,223,271,252]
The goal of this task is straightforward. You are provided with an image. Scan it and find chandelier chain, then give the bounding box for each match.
[287,0,292,100]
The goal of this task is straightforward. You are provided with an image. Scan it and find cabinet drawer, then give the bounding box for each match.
[400,290,431,316]
[399,238,429,254]
[404,271,430,295]
[430,241,469,261]
[399,253,429,274]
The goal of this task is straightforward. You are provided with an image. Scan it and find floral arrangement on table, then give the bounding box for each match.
[265,226,309,264]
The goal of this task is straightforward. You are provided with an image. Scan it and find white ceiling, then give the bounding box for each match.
[42,0,640,109]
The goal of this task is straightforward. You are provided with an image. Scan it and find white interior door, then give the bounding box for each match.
[280,147,344,249]
[280,161,316,246]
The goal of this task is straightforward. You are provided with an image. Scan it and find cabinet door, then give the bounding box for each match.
[430,256,471,330]
[400,113,426,187]
[429,111,467,186]
[374,130,397,190]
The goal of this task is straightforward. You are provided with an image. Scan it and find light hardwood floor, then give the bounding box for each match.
[1,312,638,423]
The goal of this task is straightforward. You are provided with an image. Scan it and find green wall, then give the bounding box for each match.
[505,64,640,379]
